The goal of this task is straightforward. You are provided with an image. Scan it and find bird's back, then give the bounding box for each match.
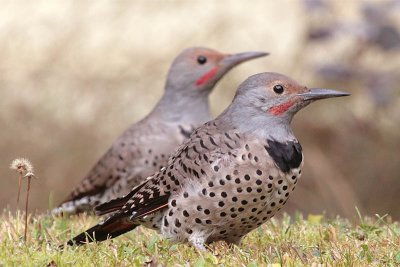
[54,114,195,215]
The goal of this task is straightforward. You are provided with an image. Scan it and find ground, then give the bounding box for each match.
[0,211,399,266]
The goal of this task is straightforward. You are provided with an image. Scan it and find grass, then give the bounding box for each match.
[0,211,399,266]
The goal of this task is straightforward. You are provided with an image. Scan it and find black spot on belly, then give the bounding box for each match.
[265,140,302,173]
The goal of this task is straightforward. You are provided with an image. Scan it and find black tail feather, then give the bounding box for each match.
[95,196,128,216]
[66,217,138,246]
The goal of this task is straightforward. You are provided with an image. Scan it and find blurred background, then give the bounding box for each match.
[1,0,399,219]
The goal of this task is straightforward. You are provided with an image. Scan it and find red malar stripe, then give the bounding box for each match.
[196,67,219,86]
[269,100,295,115]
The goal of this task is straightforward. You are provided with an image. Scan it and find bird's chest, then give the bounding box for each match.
[203,162,302,242]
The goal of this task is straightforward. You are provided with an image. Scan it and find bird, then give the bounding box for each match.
[66,72,349,250]
[53,47,268,215]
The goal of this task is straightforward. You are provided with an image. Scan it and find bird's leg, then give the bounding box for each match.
[189,235,207,251]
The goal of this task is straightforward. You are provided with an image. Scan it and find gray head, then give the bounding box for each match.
[225,72,350,139]
[164,47,269,97]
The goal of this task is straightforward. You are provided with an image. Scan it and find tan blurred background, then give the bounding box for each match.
[1,0,399,219]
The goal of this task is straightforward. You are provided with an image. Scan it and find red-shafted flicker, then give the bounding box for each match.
[53,47,268,215]
[66,72,349,249]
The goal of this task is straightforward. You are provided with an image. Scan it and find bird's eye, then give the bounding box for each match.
[197,56,207,65]
[273,84,284,94]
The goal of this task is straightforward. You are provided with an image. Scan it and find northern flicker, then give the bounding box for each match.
[66,72,349,249]
[53,47,268,215]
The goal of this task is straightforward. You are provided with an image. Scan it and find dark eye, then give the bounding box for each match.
[273,84,284,94]
[197,56,207,65]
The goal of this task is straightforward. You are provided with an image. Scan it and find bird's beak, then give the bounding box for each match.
[298,88,350,101]
[220,51,269,67]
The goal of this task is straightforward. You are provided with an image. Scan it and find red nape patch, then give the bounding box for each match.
[269,100,295,115]
[196,67,219,86]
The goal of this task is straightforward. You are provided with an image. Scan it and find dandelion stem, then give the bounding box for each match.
[24,177,31,242]
[17,174,22,206]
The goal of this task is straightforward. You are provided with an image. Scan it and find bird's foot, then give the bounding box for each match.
[189,235,208,251]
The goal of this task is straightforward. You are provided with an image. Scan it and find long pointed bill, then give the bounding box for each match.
[196,51,269,86]
[221,51,269,67]
[298,88,350,101]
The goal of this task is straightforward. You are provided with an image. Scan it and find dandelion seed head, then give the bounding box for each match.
[10,158,34,174]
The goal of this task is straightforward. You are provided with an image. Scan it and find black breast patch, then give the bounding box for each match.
[265,139,303,173]
[179,125,194,139]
